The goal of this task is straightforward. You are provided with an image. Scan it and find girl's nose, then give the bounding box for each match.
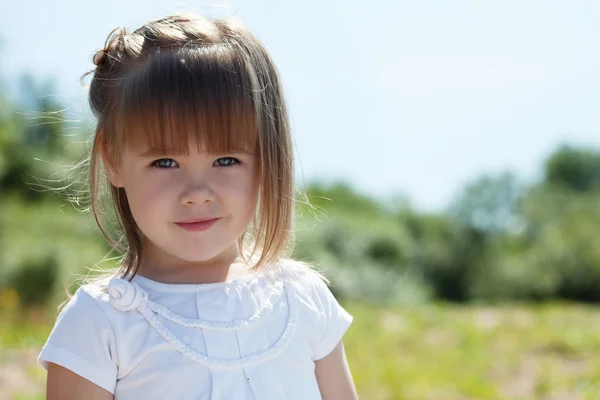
[179,182,215,206]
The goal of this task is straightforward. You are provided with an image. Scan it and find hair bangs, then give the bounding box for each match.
[114,44,259,156]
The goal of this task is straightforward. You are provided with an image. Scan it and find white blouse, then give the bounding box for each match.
[38,263,353,399]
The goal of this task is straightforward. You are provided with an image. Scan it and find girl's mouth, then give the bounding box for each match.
[175,218,220,232]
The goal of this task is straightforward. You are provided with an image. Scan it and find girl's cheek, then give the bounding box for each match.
[227,176,255,196]
[134,176,175,199]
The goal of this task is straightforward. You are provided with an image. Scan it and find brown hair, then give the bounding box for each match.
[82,13,296,280]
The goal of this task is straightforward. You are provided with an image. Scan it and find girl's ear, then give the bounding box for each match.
[98,132,124,188]
[104,157,124,188]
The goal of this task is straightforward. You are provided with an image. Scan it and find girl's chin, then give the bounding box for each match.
[172,248,236,264]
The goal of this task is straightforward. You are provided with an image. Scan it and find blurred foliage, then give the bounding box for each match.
[448,170,524,235]
[295,149,600,305]
[296,159,600,305]
[0,76,107,313]
[545,145,600,192]
[1,72,600,309]
[7,256,58,308]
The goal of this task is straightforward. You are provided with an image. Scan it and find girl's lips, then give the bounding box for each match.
[175,218,220,232]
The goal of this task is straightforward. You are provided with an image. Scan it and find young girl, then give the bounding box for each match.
[37,12,357,400]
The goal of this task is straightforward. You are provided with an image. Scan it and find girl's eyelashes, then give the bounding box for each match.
[151,158,178,168]
[150,157,240,169]
[214,157,240,167]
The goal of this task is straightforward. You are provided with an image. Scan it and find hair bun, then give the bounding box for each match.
[92,27,128,68]
[92,48,109,67]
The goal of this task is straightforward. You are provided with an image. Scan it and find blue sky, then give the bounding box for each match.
[2,0,600,211]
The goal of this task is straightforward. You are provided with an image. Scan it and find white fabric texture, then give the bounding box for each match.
[38,263,353,399]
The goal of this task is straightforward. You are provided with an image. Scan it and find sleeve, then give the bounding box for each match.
[307,275,354,361]
[38,287,118,394]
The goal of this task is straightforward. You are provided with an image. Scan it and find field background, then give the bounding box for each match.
[3,3,600,396]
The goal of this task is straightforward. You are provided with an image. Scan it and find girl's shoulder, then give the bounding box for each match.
[272,258,331,291]
[274,259,353,361]
[272,259,342,316]
[38,278,121,394]
[57,276,128,325]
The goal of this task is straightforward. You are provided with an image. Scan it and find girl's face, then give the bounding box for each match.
[106,142,259,270]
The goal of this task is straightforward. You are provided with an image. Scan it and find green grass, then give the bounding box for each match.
[3,302,600,399]
[343,301,600,400]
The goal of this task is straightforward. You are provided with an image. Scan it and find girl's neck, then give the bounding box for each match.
[136,242,246,285]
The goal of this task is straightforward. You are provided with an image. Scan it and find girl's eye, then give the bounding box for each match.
[151,158,178,168]
[214,157,240,167]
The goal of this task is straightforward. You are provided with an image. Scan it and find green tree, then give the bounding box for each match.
[544,144,600,192]
[448,170,524,235]
[403,213,488,302]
